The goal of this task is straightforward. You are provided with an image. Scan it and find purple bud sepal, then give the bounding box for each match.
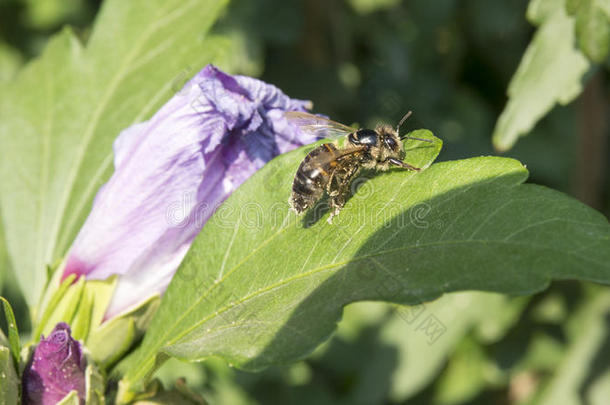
[22,325,86,402]
[21,322,105,405]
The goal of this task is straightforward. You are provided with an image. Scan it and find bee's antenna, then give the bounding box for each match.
[396,110,433,143]
[396,110,412,136]
[403,135,434,143]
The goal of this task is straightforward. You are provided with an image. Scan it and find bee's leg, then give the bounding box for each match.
[326,168,340,197]
[328,191,348,223]
[388,157,420,171]
[328,166,359,224]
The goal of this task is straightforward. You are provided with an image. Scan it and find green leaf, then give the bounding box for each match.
[0,297,20,370]
[85,363,106,405]
[492,0,590,151]
[538,289,610,405]
[0,0,230,311]
[529,0,566,24]
[120,130,610,393]
[87,294,160,369]
[33,274,77,340]
[567,0,610,62]
[0,346,19,405]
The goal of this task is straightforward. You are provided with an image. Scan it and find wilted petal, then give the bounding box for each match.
[62,65,315,319]
[22,323,86,405]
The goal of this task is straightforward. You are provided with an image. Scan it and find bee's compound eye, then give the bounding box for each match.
[384,136,397,150]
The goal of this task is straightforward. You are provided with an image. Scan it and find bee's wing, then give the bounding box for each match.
[304,144,368,168]
[285,111,356,139]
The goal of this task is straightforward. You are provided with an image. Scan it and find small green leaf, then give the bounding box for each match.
[33,274,76,340]
[0,297,20,370]
[36,272,118,342]
[120,130,610,392]
[71,285,93,342]
[87,294,160,369]
[529,0,566,24]
[568,0,610,62]
[492,0,590,151]
[0,346,19,405]
[85,363,106,405]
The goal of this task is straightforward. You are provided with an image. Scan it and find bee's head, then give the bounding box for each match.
[376,126,403,155]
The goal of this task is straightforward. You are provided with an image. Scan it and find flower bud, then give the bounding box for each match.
[22,323,86,405]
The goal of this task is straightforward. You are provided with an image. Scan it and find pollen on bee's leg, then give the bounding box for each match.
[289,194,311,214]
[288,198,302,214]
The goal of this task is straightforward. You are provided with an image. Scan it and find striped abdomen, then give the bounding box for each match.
[289,143,338,213]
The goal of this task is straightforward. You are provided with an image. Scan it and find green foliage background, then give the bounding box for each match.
[0,0,609,404]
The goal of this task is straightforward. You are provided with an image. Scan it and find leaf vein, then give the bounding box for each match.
[164,237,606,349]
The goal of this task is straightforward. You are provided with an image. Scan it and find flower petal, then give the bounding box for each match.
[63,65,315,319]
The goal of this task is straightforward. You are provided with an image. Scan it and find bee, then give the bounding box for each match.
[286,111,432,223]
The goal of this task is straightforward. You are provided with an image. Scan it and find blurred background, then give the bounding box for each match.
[1,0,609,404]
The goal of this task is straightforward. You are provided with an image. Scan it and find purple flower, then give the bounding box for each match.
[62,65,314,319]
[22,323,86,405]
